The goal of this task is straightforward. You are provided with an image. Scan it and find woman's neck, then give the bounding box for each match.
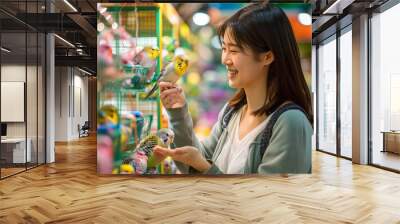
[243,81,267,115]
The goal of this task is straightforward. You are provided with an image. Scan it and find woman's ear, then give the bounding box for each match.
[263,51,274,66]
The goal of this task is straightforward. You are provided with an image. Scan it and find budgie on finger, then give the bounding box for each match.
[144,55,189,99]
[137,128,175,168]
[123,128,175,173]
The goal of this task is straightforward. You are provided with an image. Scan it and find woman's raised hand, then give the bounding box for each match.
[159,82,186,109]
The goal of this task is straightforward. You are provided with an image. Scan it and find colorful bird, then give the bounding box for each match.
[122,128,175,174]
[137,128,174,168]
[141,46,161,63]
[119,163,135,174]
[98,105,119,125]
[161,156,177,174]
[122,150,147,174]
[137,128,174,154]
[144,55,189,99]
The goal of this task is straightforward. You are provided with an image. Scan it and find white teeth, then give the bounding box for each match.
[227,68,238,72]
[228,70,238,78]
[227,67,238,78]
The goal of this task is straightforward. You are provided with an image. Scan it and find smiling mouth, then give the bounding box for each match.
[227,68,238,78]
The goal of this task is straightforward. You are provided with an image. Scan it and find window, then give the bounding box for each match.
[339,28,352,158]
[312,45,317,150]
[317,36,337,154]
[371,3,400,171]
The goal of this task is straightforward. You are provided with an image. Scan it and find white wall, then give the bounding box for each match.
[72,73,89,138]
[1,64,45,163]
[54,67,89,141]
[55,67,69,141]
[1,65,30,138]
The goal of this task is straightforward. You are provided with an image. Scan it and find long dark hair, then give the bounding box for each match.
[218,2,313,124]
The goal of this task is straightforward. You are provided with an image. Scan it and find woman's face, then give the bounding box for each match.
[221,30,268,89]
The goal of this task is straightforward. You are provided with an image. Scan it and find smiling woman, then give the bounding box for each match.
[156,1,313,175]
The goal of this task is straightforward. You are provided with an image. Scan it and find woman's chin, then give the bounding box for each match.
[228,80,240,89]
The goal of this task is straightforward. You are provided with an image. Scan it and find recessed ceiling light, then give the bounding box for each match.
[78,67,92,76]
[54,34,75,48]
[63,0,78,12]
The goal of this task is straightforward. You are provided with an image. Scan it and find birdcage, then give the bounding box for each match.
[97,3,179,174]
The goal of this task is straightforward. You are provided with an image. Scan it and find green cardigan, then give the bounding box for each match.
[167,103,312,174]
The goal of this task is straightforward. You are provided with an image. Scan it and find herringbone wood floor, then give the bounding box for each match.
[1,136,400,224]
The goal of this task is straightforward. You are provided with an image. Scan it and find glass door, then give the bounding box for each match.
[317,35,337,155]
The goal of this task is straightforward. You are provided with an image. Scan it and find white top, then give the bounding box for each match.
[215,107,270,174]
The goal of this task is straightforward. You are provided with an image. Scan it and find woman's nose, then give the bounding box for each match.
[222,54,233,66]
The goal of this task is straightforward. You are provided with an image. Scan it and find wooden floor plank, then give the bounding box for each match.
[0,136,399,223]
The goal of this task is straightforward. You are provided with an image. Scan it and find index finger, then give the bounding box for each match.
[159,82,175,91]
[154,146,175,156]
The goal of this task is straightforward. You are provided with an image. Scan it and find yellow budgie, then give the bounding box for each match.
[144,55,189,99]
[134,46,160,80]
[98,105,119,125]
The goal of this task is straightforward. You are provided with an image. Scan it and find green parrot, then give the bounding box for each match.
[123,128,175,170]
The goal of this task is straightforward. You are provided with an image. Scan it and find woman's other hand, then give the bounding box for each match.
[153,146,211,172]
[159,82,186,109]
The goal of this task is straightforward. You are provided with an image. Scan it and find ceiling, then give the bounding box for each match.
[0,0,97,74]
[311,0,390,42]
[2,0,392,73]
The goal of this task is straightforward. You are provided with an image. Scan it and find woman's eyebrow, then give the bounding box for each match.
[221,41,239,47]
